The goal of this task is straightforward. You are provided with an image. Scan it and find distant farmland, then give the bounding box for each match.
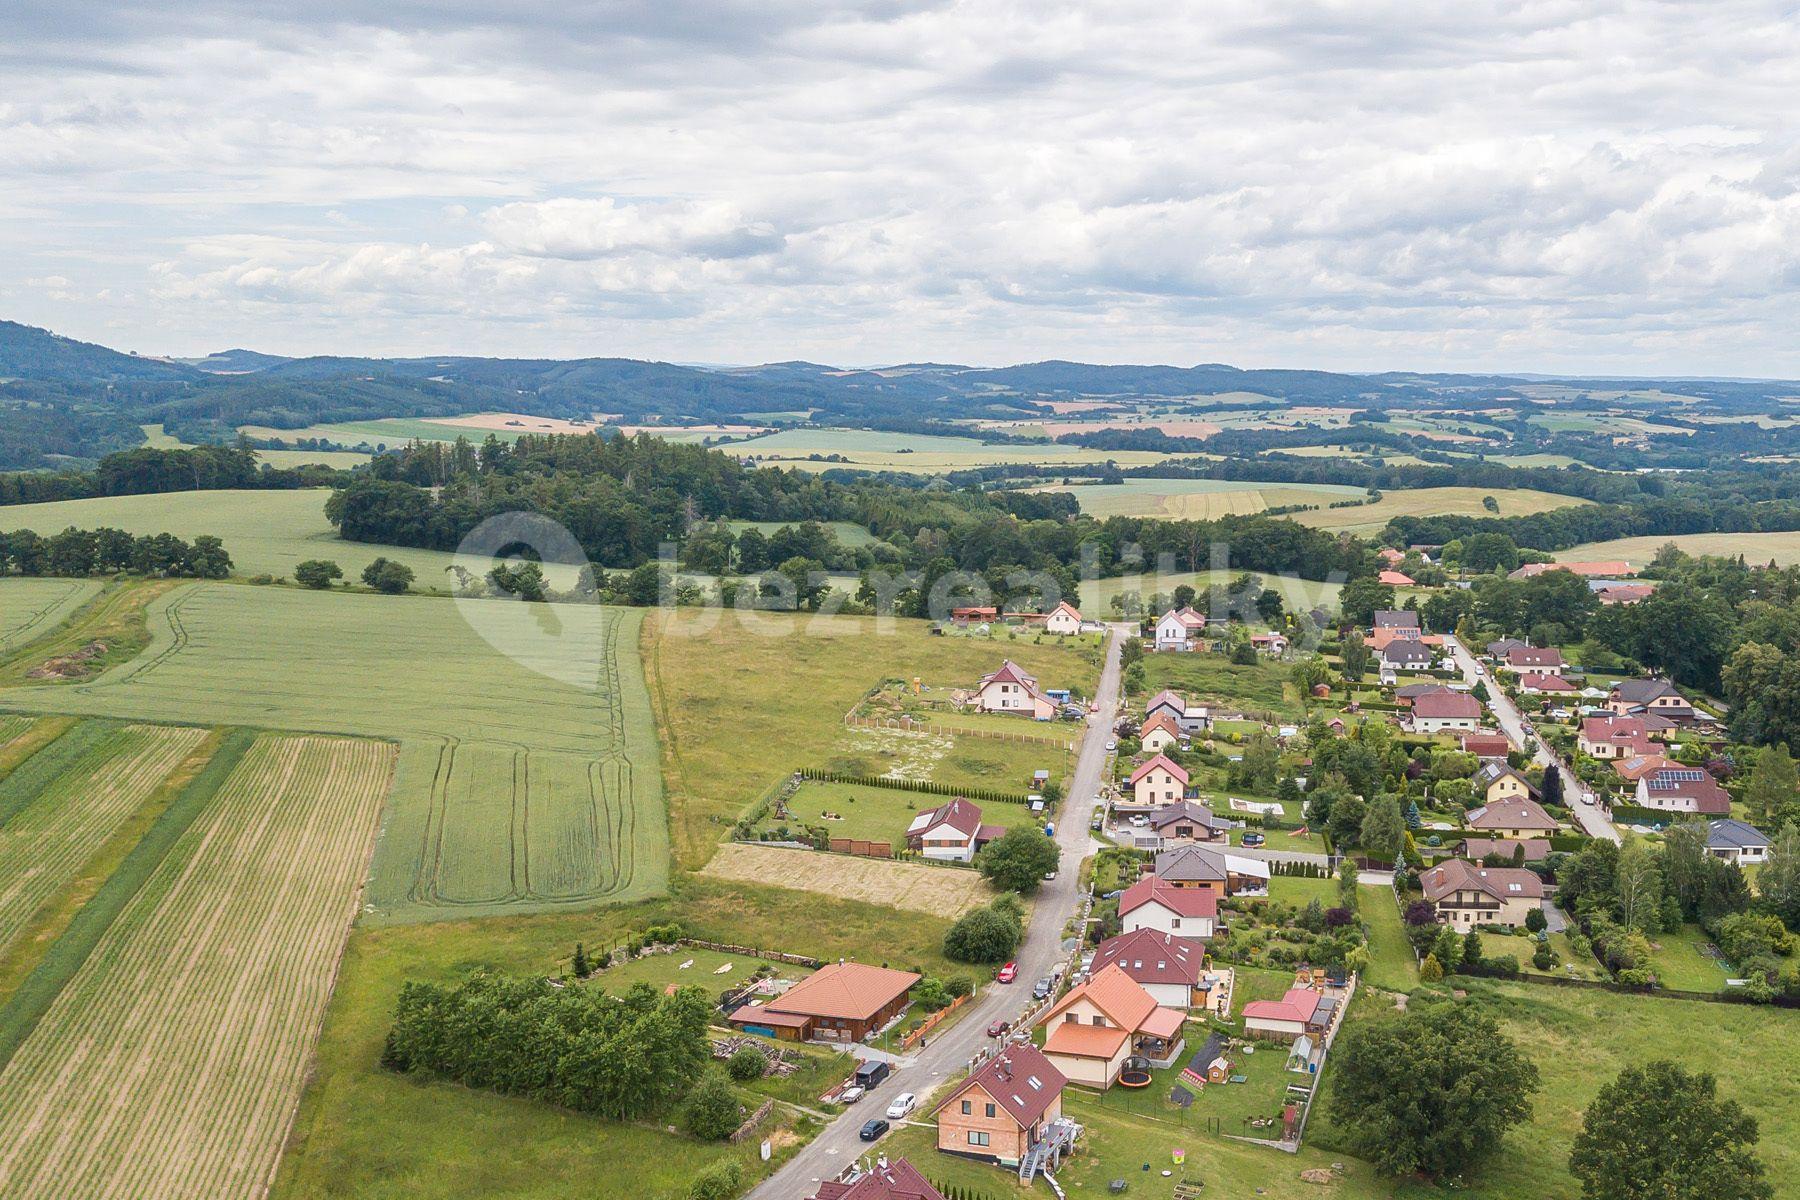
[1041,477,1365,519]
[0,583,667,923]
[1557,530,1800,568]
[0,579,102,656]
[0,733,391,1200]
[1294,486,1590,534]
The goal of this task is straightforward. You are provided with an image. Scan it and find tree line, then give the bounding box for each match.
[0,526,231,579]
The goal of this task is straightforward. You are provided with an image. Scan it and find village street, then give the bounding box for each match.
[1444,635,1619,845]
[746,627,1127,1199]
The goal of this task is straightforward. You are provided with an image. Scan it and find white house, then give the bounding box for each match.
[1505,646,1566,675]
[1409,691,1482,734]
[1090,929,1208,1009]
[971,660,1057,719]
[1118,877,1217,939]
[1707,819,1772,866]
[904,798,1002,863]
[1154,607,1208,651]
[1138,712,1183,753]
[1044,601,1083,635]
[1635,765,1731,815]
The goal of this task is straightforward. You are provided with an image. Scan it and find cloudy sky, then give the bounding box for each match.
[3,1,1799,373]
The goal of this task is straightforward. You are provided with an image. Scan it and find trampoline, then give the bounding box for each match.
[1118,1056,1153,1088]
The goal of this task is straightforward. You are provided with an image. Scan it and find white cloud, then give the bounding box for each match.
[1,0,1798,372]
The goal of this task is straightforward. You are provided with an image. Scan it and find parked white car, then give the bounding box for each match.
[886,1092,917,1119]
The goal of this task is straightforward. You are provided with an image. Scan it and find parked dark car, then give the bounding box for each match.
[1032,977,1054,1000]
[854,1060,890,1088]
[1242,832,1266,848]
[986,1019,1011,1038]
[859,1118,890,1142]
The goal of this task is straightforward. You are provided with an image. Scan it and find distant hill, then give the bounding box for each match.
[0,320,196,382]
[179,348,293,373]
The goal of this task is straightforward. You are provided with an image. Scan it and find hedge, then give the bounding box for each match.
[796,768,1032,805]
[1607,804,1686,825]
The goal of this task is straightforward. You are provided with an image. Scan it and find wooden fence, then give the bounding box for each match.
[828,837,893,859]
[679,938,821,969]
[899,993,969,1050]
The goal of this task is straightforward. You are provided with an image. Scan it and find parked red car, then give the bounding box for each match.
[996,961,1017,983]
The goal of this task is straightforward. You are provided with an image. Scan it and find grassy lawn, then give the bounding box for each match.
[1267,875,1340,908]
[1358,885,1418,992]
[1138,652,1303,719]
[645,608,1098,868]
[1475,931,1607,983]
[584,945,812,995]
[1643,923,1733,992]
[271,878,963,1200]
[748,780,1040,845]
[1232,964,1306,1011]
[1311,980,1800,1199]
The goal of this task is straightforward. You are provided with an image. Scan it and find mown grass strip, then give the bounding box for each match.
[0,714,77,786]
[0,728,230,1008]
[0,717,120,827]
[0,579,177,688]
[0,725,256,1071]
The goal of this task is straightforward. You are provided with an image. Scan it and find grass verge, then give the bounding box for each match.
[0,579,178,687]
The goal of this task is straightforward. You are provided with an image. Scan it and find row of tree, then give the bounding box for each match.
[0,526,231,579]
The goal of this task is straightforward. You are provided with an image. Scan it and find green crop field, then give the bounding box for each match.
[0,720,207,963]
[0,733,391,1200]
[723,427,1170,472]
[0,583,667,924]
[0,578,103,655]
[1558,530,1800,569]
[723,519,878,547]
[1039,477,1365,519]
[140,423,371,468]
[1294,486,1590,534]
[1081,567,1343,616]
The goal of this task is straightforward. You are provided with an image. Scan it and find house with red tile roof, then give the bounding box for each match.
[1092,928,1209,1008]
[726,961,919,1043]
[1378,569,1415,586]
[1044,600,1084,635]
[810,1158,947,1200]
[1421,858,1545,929]
[1138,711,1183,753]
[1127,754,1189,808]
[1509,561,1634,580]
[1242,986,1336,1042]
[1635,764,1731,815]
[971,660,1057,719]
[1409,691,1483,733]
[1579,715,1659,760]
[1118,877,1218,939]
[1153,606,1208,651]
[1038,965,1187,1088]
[932,1043,1068,1169]
[1505,646,1565,675]
[1517,672,1576,695]
[904,798,1000,863]
[1460,733,1513,761]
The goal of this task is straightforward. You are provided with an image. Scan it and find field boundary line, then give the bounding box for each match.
[0,726,256,1073]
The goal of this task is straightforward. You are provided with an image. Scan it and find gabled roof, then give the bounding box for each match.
[1467,794,1557,832]
[1140,711,1183,741]
[1581,715,1647,741]
[1119,877,1219,920]
[1146,689,1186,716]
[1373,610,1420,629]
[1049,600,1081,621]
[1487,638,1528,657]
[1612,678,1683,704]
[1149,800,1225,833]
[766,962,920,1022]
[1377,570,1415,586]
[1093,928,1206,986]
[1506,646,1565,669]
[1460,733,1512,758]
[1614,753,1674,781]
[1412,692,1482,720]
[1461,837,1550,863]
[932,1043,1065,1129]
[1242,986,1328,1026]
[1381,640,1434,664]
[1128,754,1189,787]
[1642,765,1731,813]
[907,797,983,840]
[1041,964,1158,1035]
[811,1158,947,1200]
[1421,857,1545,903]
[1152,844,1230,883]
[980,659,1039,689]
[1476,761,1539,797]
[1158,606,1208,630]
[1707,818,1771,850]
[1518,673,1576,692]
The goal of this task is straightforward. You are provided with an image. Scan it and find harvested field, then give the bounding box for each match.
[1040,477,1364,519]
[1294,486,1590,533]
[0,579,102,656]
[701,842,995,915]
[0,584,667,924]
[0,721,207,962]
[0,734,392,1200]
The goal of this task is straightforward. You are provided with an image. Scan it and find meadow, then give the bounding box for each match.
[0,578,102,656]
[1138,650,1302,718]
[721,427,1170,472]
[141,423,371,468]
[1293,486,1590,534]
[1310,980,1800,1199]
[1038,476,1365,519]
[0,734,392,1200]
[750,779,1041,845]
[723,518,878,546]
[1080,567,1343,616]
[1557,530,1800,568]
[643,606,1099,868]
[701,842,998,914]
[0,583,666,924]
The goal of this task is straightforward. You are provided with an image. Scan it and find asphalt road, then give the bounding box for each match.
[1444,635,1619,845]
[745,626,1127,1198]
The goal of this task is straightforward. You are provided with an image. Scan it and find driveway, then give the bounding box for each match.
[1443,636,1618,845]
[744,627,1128,1198]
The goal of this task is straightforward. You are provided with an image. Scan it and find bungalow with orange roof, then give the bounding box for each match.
[970,660,1057,720]
[1378,569,1415,586]
[932,1043,1069,1170]
[726,961,919,1043]
[1043,600,1083,635]
[1127,754,1190,808]
[1038,965,1187,1088]
[1466,795,1560,841]
[1118,876,1218,939]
